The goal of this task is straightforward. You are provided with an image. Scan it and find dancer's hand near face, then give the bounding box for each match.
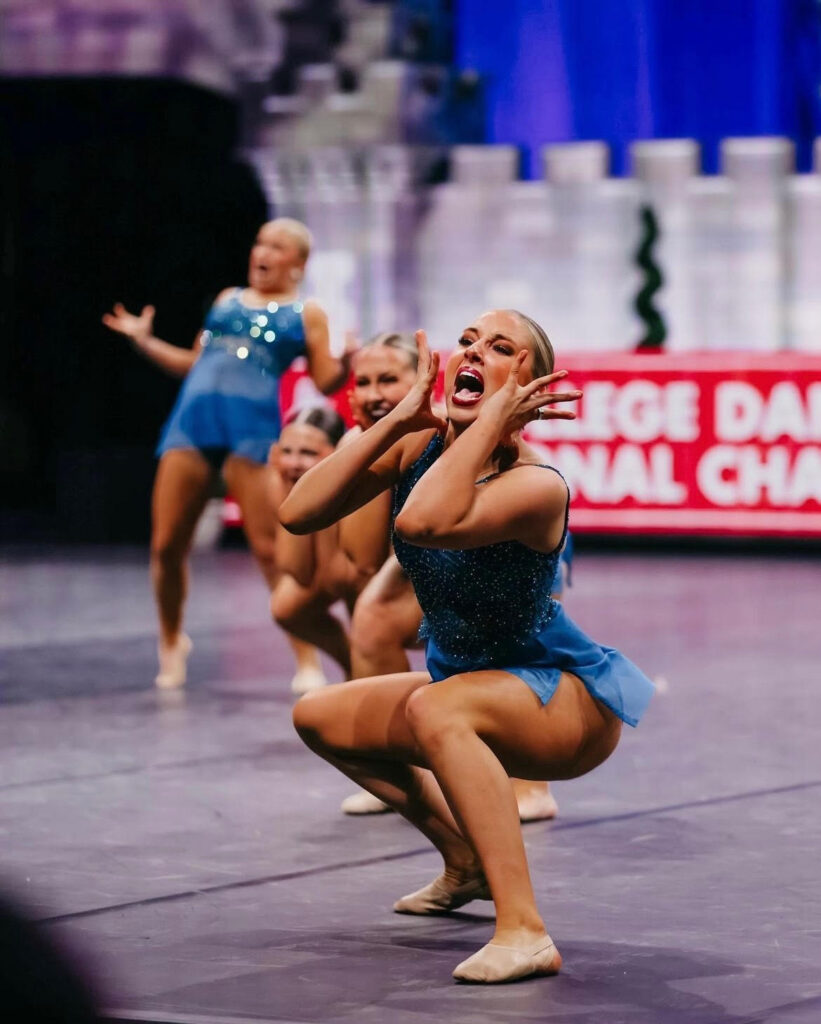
[477,351,581,441]
[392,331,447,434]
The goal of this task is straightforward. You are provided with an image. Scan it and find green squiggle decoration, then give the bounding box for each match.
[634,205,667,350]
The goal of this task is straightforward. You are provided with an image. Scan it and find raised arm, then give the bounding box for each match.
[102,302,202,377]
[395,351,581,551]
[280,332,445,535]
[302,301,356,395]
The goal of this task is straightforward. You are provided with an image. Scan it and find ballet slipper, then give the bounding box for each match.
[155,633,192,689]
[340,789,394,815]
[517,788,559,823]
[290,666,328,695]
[393,872,491,915]
[452,934,562,983]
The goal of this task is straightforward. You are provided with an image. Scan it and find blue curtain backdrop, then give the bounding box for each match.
[456,0,821,176]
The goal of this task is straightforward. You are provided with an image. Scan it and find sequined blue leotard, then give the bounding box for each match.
[392,434,654,727]
[157,288,307,464]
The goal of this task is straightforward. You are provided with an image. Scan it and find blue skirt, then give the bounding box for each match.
[157,350,282,466]
[425,604,654,727]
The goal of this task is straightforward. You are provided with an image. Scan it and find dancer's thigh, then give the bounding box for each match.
[223,455,278,584]
[352,556,422,647]
[293,671,432,764]
[413,669,622,781]
[152,449,214,555]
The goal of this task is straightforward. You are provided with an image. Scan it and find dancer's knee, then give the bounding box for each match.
[404,685,468,752]
[150,534,187,572]
[351,599,398,658]
[249,536,277,580]
[271,587,300,630]
[292,690,328,750]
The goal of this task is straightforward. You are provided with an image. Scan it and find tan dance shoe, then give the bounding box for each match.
[516,786,559,823]
[452,934,562,983]
[155,633,192,689]
[340,789,393,815]
[289,666,328,695]
[393,872,491,915]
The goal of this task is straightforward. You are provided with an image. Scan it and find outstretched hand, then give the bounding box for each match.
[392,330,447,434]
[101,303,155,348]
[479,351,581,439]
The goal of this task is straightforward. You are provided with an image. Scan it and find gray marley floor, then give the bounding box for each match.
[1,544,819,1024]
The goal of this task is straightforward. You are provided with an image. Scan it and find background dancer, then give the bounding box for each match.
[270,406,356,684]
[282,311,654,983]
[102,218,350,689]
[273,333,419,691]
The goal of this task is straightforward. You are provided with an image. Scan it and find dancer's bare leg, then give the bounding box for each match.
[294,673,479,877]
[151,449,214,646]
[271,576,351,676]
[348,558,557,821]
[403,670,620,966]
[223,455,280,589]
[225,455,326,687]
[349,556,420,677]
[288,636,323,674]
[295,667,620,979]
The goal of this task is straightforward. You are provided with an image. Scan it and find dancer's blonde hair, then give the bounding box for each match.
[266,218,313,261]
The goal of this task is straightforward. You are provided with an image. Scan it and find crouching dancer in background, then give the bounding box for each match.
[280,310,654,983]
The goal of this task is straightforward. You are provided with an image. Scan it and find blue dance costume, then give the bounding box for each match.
[392,435,654,727]
[157,289,308,465]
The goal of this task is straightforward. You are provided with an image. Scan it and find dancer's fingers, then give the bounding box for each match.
[522,369,569,398]
[531,389,582,407]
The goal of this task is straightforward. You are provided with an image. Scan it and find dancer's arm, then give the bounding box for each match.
[101,302,202,377]
[396,351,580,551]
[302,302,356,395]
[280,334,445,534]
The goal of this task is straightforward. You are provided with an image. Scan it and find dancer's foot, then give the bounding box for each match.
[452,934,562,983]
[290,666,328,695]
[155,633,192,689]
[393,869,491,915]
[340,789,394,815]
[515,783,559,823]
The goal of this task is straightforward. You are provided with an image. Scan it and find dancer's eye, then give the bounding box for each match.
[493,344,514,355]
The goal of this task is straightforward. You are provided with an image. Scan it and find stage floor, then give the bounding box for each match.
[1,544,819,1024]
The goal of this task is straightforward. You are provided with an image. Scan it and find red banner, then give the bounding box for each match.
[525,353,821,536]
[281,353,821,538]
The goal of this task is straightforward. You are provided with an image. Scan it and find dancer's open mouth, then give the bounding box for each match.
[366,403,391,420]
[452,367,484,407]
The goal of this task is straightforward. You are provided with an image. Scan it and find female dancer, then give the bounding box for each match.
[102,218,350,688]
[343,341,568,820]
[281,310,654,983]
[269,406,355,682]
[273,334,420,690]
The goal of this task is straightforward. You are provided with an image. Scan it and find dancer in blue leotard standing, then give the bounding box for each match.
[103,219,351,689]
[280,309,654,984]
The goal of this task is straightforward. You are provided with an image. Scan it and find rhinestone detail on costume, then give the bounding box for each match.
[392,434,568,667]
